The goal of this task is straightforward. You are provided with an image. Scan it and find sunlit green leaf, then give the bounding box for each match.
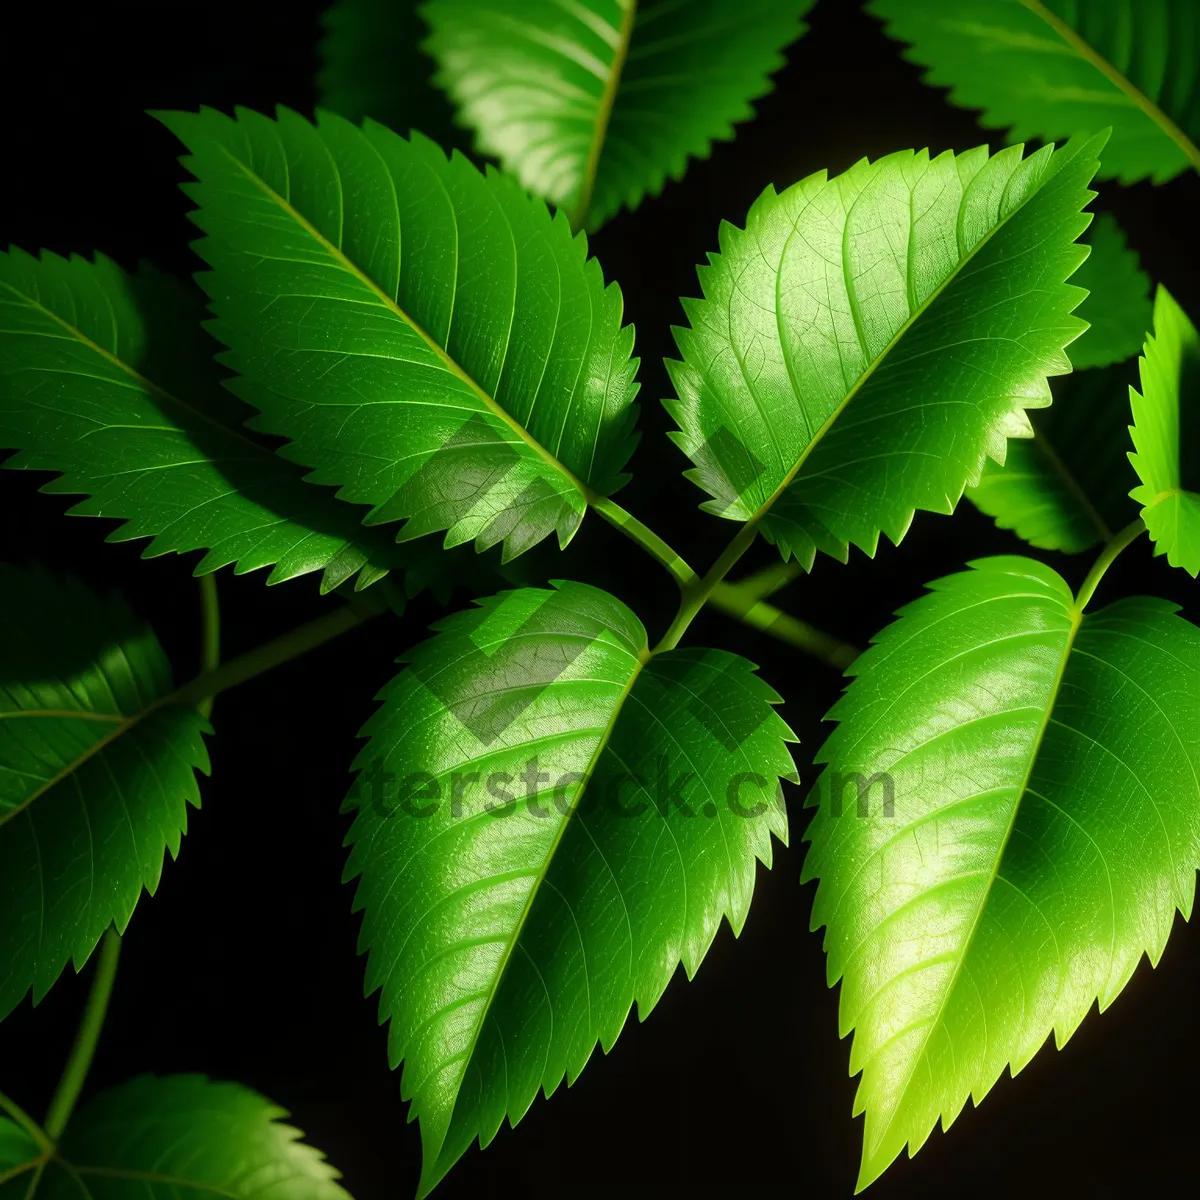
[7,1076,350,1200]
[344,580,795,1195]
[803,556,1200,1190]
[667,135,1102,569]
[869,0,1200,184]
[421,0,814,230]
[0,565,208,1023]
[157,106,640,565]
[1129,284,1200,576]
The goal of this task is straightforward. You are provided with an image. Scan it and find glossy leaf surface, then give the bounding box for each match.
[1130,286,1200,576]
[1068,212,1152,370]
[968,359,1141,552]
[668,136,1101,569]
[803,557,1200,1189]
[0,1076,350,1200]
[0,566,208,1022]
[158,106,640,564]
[422,0,814,230]
[870,0,1200,184]
[344,581,795,1195]
[0,248,405,592]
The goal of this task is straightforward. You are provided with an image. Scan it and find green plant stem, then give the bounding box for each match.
[44,928,121,1141]
[709,582,859,669]
[653,519,761,653]
[589,494,697,587]
[1074,518,1147,612]
[167,599,384,712]
[0,1090,52,1154]
[592,494,857,660]
[726,559,803,603]
[197,574,221,720]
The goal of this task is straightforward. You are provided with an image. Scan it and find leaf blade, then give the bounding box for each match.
[802,557,1200,1188]
[0,249,408,592]
[344,581,795,1193]
[1129,285,1200,576]
[42,1075,350,1200]
[1067,212,1152,370]
[422,0,814,229]
[0,566,209,1022]
[668,135,1102,568]
[158,106,640,563]
[869,0,1200,185]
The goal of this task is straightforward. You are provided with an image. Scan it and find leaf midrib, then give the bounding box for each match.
[216,145,591,503]
[0,693,186,829]
[863,594,1083,1173]
[427,639,651,1179]
[1019,0,1200,174]
[0,279,260,454]
[749,141,1068,533]
[570,0,639,230]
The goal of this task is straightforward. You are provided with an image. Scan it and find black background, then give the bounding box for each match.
[3,1,1200,1197]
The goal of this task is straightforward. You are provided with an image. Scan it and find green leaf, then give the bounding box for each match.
[344,580,795,1195]
[802,556,1200,1190]
[0,248,409,593]
[968,358,1141,552]
[869,0,1200,185]
[1129,285,1200,576]
[318,0,465,152]
[0,565,209,1023]
[18,1075,350,1200]
[422,0,814,231]
[667,135,1102,570]
[157,106,640,565]
[1068,212,1152,370]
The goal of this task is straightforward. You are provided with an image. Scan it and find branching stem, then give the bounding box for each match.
[653,519,761,653]
[589,495,697,588]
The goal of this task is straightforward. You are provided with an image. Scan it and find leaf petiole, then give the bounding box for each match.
[588,494,697,588]
[44,928,121,1140]
[652,518,762,652]
[1074,517,1147,612]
